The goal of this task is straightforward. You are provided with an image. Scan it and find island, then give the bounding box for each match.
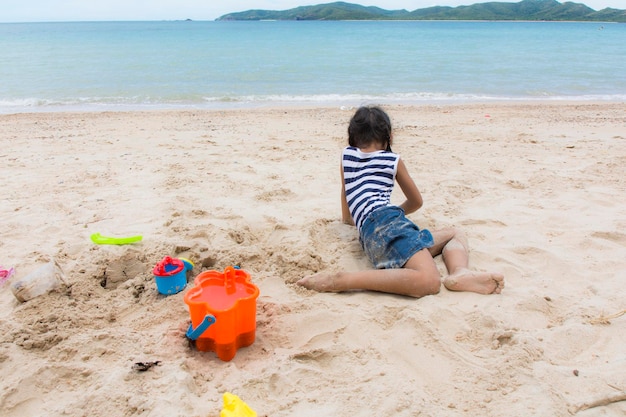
[217,0,626,22]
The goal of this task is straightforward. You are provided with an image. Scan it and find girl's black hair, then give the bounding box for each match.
[348,106,392,151]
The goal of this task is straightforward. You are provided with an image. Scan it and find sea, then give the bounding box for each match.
[1,20,625,113]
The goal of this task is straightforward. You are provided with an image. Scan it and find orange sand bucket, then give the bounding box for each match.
[184,266,260,361]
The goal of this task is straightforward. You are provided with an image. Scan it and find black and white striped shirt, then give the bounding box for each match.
[342,146,399,231]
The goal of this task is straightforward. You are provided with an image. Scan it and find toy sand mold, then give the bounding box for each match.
[184,266,260,361]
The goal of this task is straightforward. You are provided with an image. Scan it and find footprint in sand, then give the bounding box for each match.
[591,231,626,245]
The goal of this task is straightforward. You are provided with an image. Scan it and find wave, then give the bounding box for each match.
[2,92,626,113]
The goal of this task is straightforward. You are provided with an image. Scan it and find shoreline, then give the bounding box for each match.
[2,97,625,116]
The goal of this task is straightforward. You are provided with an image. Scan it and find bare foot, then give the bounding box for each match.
[296,272,340,292]
[443,268,504,294]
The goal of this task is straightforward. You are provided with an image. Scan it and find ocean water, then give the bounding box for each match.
[0,20,625,112]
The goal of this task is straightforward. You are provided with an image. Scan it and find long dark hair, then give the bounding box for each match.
[347,106,392,151]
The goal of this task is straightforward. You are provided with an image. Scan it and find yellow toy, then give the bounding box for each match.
[220,392,257,417]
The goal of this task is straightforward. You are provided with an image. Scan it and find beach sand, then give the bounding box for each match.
[0,103,625,416]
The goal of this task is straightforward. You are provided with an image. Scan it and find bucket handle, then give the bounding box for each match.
[186,314,216,340]
[225,265,236,294]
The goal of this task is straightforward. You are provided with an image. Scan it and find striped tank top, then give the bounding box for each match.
[342,146,399,231]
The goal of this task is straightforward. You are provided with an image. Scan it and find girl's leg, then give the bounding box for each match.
[297,249,441,298]
[429,227,468,269]
[430,227,504,294]
[297,227,504,296]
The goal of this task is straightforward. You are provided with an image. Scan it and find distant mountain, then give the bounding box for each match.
[217,0,626,22]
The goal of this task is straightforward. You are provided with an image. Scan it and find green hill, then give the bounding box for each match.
[217,0,626,22]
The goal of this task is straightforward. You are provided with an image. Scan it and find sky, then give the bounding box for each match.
[1,0,623,23]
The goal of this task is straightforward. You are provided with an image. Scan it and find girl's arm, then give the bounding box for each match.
[396,158,424,215]
[340,164,355,225]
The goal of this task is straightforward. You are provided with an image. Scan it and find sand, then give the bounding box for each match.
[0,103,625,416]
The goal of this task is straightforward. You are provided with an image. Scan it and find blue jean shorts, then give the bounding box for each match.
[359,206,434,269]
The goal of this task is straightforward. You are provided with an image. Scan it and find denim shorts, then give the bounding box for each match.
[359,206,434,269]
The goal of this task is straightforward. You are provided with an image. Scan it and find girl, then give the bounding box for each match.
[297,106,504,297]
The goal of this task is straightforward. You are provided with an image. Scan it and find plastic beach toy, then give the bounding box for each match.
[90,233,143,245]
[153,256,190,295]
[0,266,15,285]
[184,266,260,361]
[178,258,195,271]
[221,392,257,417]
